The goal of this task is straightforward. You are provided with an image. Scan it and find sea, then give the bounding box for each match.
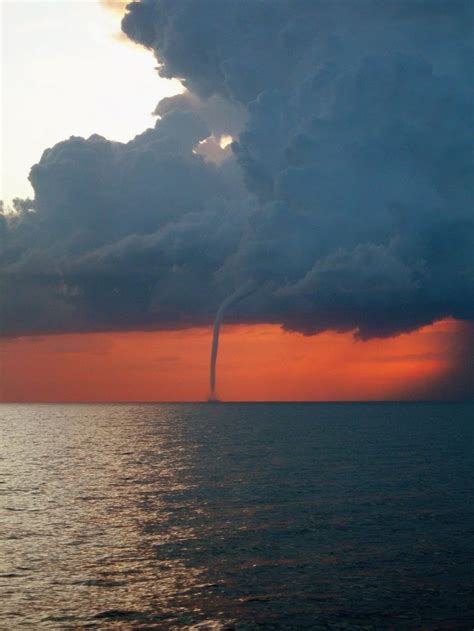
[1,402,473,630]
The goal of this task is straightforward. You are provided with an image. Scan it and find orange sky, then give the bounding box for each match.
[0,319,459,402]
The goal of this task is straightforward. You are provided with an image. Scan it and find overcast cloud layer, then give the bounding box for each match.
[1,1,473,350]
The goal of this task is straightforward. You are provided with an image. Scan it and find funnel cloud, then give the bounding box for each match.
[209,281,256,400]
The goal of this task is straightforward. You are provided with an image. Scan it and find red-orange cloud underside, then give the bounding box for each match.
[0,319,459,402]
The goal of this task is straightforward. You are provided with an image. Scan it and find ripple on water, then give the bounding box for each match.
[0,402,474,629]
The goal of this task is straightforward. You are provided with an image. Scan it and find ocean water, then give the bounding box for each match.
[1,403,473,630]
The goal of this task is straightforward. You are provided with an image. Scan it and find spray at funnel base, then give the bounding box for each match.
[209,281,256,401]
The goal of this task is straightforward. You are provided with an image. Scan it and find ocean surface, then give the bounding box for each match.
[1,403,473,630]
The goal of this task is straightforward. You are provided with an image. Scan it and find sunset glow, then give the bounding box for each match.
[0,319,458,402]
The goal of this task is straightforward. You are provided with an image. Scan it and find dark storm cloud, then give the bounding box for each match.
[2,1,474,363]
[1,109,251,335]
[124,0,474,339]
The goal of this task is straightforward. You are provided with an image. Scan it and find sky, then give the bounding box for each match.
[1,0,473,401]
[0,319,462,402]
[1,0,181,203]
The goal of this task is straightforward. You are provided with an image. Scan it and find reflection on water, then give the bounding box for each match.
[1,402,474,629]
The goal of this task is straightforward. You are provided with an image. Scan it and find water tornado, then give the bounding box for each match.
[209,281,256,401]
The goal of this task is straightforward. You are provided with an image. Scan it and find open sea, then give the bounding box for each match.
[1,402,473,629]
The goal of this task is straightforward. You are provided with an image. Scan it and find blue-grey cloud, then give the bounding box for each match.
[1,109,251,335]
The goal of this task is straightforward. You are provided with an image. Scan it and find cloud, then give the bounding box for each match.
[100,0,129,15]
[1,107,251,335]
[2,0,474,368]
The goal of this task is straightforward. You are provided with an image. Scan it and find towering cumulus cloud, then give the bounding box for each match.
[1,1,474,392]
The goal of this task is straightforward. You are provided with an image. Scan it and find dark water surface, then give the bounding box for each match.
[1,403,473,629]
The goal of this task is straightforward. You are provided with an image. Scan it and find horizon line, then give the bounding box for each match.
[1,399,472,405]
